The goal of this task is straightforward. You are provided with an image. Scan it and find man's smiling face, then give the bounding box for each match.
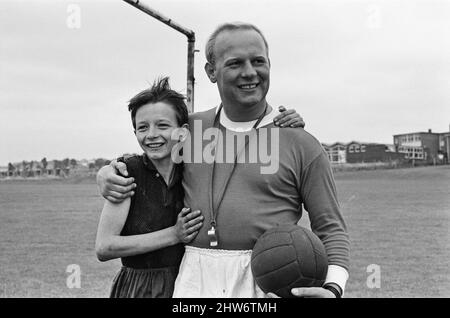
[210,29,270,111]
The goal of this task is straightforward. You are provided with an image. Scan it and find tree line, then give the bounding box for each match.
[5,158,111,177]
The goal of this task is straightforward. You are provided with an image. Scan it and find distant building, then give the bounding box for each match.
[322,143,347,164]
[439,132,450,164]
[322,141,404,164]
[0,166,7,177]
[0,160,71,178]
[346,142,405,163]
[393,128,450,165]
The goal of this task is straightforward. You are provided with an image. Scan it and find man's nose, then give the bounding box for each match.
[241,61,257,78]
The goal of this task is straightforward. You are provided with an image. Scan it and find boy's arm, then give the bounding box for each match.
[95,200,204,261]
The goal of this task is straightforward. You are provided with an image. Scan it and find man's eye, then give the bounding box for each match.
[137,126,147,131]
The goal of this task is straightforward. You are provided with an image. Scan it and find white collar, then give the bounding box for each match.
[216,105,279,132]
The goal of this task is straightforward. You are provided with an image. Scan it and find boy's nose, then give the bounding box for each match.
[147,126,159,138]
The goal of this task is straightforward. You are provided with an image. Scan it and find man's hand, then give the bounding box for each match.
[96,160,136,203]
[267,287,336,298]
[174,208,204,244]
[290,287,336,298]
[273,106,305,128]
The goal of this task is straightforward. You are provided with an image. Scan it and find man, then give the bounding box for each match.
[98,22,349,298]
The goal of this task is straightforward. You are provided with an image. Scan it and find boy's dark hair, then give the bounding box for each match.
[128,77,188,129]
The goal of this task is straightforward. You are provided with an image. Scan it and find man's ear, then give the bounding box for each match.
[204,62,217,83]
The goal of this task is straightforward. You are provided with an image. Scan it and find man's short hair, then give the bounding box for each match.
[205,22,269,66]
[128,76,188,129]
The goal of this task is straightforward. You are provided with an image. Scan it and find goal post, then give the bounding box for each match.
[122,0,196,113]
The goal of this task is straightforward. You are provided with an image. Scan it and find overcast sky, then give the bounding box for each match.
[1,0,449,165]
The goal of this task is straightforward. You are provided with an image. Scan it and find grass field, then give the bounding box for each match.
[0,166,449,298]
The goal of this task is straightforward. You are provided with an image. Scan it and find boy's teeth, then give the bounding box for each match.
[148,143,163,148]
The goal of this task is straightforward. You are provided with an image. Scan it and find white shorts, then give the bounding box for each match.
[173,246,267,298]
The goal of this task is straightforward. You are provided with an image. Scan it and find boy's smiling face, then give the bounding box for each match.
[134,102,180,163]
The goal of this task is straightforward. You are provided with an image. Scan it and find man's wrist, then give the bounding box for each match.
[322,282,342,298]
[325,265,348,296]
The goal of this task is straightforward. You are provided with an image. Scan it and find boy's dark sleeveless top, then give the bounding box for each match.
[117,154,185,269]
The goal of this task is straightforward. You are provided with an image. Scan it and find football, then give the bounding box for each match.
[251,224,328,298]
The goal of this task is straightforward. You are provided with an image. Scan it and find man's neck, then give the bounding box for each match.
[222,101,269,122]
[219,105,277,132]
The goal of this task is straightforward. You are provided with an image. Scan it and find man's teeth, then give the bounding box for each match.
[239,84,258,89]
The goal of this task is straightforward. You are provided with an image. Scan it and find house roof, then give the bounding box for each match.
[321,142,347,148]
[322,141,389,148]
[393,131,449,137]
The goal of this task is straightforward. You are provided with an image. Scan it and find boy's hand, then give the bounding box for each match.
[273,106,305,128]
[96,160,136,203]
[175,208,204,244]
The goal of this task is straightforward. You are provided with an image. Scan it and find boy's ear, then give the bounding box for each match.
[179,124,189,142]
[204,62,217,83]
[172,125,190,143]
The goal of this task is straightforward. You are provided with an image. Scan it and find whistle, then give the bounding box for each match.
[207,226,218,247]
